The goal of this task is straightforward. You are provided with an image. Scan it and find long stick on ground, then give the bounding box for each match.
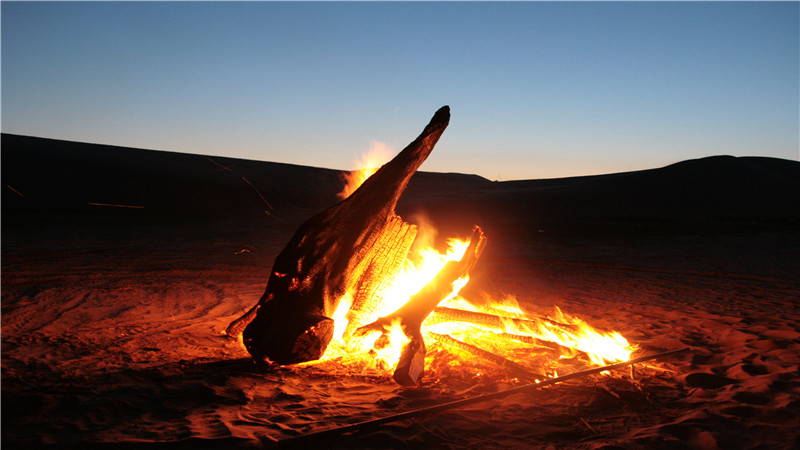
[273,347,690,447]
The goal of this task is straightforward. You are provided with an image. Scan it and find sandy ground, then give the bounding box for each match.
[3,210,799,449]
[3,135,800,448]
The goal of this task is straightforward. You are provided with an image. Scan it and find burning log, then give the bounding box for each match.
[427,308,615,362]
[226,106,451,365]
[427,307,578,333]
[497,333,567,352]
[355,226,487,385]
[427,332,546,381]
[496,332,598,363]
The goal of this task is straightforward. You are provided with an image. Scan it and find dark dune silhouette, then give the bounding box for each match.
[2,134,343,220]
[403,155,800,234]
[4,133,799,225]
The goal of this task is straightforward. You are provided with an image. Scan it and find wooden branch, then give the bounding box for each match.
[393,338,426,386]
[426,332,546,381]
[272,347,691,448]
[225,301,261,338]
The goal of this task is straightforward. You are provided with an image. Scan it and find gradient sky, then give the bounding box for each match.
[2,1,798,180]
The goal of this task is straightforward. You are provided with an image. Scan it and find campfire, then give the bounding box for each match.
[226,106,636,385]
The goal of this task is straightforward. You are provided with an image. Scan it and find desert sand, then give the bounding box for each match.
[3,134,800,448]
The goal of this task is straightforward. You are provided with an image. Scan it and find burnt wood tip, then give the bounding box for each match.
[433,105,450,125]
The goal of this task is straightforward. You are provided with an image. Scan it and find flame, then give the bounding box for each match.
[330,292,352,342]
[373,319,410,369]
[428,297,635,368]
[377,237,470,317]
[337,141,394,200]
[319,223,636,379]
[321,235,471,369]
[547,307,634,365]
[321,178,636,379]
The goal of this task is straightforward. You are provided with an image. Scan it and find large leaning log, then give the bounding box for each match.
[226,106,451,365]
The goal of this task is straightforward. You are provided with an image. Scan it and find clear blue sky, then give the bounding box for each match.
[3,1,798,180]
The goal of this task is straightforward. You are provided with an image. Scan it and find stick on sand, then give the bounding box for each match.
[273,347,690,447]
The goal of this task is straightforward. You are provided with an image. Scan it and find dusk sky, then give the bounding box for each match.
[3,1,798,180]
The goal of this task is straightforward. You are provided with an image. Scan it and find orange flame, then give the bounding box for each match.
[429,299,635,367]
[337,141,394,200]
[319,180,636,380]
[322,234,471,369]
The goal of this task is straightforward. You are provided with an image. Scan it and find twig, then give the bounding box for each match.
[596,383,621,399]
[203,155,235,172]
[576,415,596,434]
[240,175,275,215]
[6,184,24,197]
[87,202,145,209]
[203,155,277,217]
[410,418,450,441]
[272,347,690,447]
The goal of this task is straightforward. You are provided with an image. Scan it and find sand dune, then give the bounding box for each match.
[2,134,345,220]
[5,134,799,223]
[3,134,799,448]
